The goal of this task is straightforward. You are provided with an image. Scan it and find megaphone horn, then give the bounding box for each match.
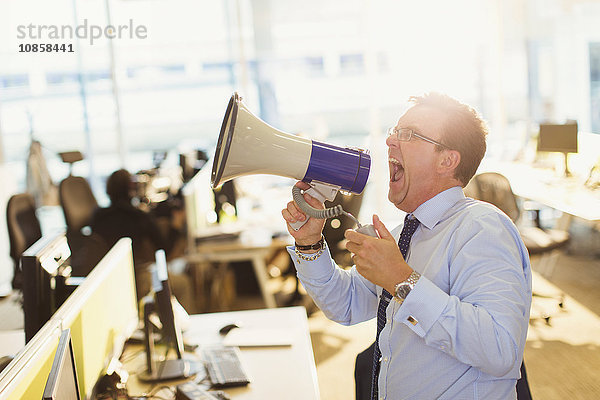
[211,93,370,194]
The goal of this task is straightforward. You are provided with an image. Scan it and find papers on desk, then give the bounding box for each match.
[222,327,294,347]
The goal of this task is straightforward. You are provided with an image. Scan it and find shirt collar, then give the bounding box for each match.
[411,186,465,230]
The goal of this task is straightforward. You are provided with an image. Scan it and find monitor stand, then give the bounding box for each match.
[562,152,572,177]
[138,358,200,382]
[138,298,205,382]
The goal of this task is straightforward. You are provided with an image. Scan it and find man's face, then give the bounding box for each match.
[386,105,448,212]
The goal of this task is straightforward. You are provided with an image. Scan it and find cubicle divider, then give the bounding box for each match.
[0,238,139,399]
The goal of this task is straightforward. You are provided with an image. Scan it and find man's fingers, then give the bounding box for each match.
[303,192,325,209]
[345,241,359,254]
[286,201,306,222]
[295,181,311,190]
[373,215,394,241]
[344,228,368,244]
[281,208,295,224]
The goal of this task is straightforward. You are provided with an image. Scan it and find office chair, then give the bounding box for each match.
[323,192,365,267]
[465,172,569,322]
[59,175,98,233]
[6,193,43,290]
[354,342,374,400]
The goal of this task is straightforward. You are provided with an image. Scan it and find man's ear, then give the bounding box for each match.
[438,149,461,174]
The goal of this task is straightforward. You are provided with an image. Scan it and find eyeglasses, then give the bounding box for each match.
[387,127,450,149]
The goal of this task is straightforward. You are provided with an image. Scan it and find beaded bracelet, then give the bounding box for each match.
[294,246,324,263]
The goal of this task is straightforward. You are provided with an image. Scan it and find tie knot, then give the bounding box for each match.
[403,213,420,231]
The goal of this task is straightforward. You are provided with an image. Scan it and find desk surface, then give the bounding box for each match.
[124,307,320,400]
[480,160,600,222]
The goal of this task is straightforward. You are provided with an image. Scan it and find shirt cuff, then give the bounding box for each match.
[395,276,449,337]
[286,243,336,283]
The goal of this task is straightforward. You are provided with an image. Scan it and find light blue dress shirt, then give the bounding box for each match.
[287,186,532,399]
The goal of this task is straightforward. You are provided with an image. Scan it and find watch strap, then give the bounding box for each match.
[393,270,421,303]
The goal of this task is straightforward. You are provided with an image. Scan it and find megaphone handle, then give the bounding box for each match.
[289,218,309,231]
[290,184,336,231]
[355,224,378,237]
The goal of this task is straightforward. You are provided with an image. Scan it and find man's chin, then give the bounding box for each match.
[388,187,406,208]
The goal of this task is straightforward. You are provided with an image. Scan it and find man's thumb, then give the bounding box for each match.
[373,215,394,240]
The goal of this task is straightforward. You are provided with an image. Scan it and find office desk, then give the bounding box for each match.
[186,235,292,309]
[480,161,600,229]
[124,306,320,400]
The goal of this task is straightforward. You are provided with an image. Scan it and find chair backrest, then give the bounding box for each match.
[6,193,42,265]
[323,192,364,266]
[59,176,98,232]
[469,172,521,223]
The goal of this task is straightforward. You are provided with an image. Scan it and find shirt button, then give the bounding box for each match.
[383,357,388,362]
[387,318,391,324]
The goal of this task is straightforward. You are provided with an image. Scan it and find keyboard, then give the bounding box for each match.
[202,346,251,388]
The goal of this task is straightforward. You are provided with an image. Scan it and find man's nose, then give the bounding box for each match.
[386,134,399,148]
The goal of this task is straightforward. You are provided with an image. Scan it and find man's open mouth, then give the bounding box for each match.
[389,157,404,182]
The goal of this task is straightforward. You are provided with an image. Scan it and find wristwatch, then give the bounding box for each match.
[393,270,421,304]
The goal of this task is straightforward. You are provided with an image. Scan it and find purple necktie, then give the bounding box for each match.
[371,214,420,400]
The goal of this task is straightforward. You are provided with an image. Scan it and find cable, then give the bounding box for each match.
[128,384,175,400]
[292,185,362,227]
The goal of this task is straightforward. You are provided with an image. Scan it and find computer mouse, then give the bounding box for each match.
[218,323,240,335]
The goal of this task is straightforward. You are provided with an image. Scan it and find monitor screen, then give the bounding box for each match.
[151,249,184,358]
[537,122,578,154]
[42,329,81,400]
[22,233,71,343]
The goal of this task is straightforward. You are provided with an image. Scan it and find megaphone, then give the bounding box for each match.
[211,93,375,235]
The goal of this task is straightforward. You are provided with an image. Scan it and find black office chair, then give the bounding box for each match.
[6,193,43,290]
[59,175,98,233]
[517,361,533,399]
[354,342,375,400]
[323,191,365,268]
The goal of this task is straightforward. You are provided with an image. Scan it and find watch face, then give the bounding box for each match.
[395,283,411,300]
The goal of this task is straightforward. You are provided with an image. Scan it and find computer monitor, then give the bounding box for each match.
[0,238,137,399]
[138,250,201,382]
[182,163,217,247]
[42,329,81,400]
[21,232,72,343]
[537,122,578,176]
[153,249,185,358]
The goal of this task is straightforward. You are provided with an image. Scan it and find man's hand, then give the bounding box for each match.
[282,181,326,248]
[345,215,413,293]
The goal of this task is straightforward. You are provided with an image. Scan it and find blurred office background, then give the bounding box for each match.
[1,0,598,192]
[1,0,600,397]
